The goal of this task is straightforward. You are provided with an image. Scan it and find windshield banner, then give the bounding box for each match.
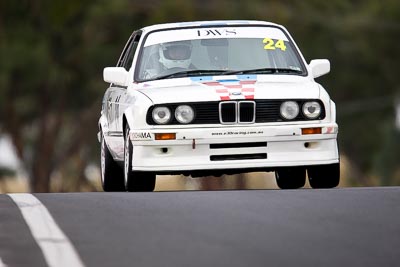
[144,27,288,47]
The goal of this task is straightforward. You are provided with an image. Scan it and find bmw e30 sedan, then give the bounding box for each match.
[99,20,340,192]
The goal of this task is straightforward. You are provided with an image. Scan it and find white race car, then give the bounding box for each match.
[99,20,340,192]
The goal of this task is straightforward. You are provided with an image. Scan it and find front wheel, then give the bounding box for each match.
[100,134,125,192]
[124,126,156,192]
[307,163,340,189]
[275,167,306,189]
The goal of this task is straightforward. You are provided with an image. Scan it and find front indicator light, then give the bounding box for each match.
[155,133,176,140]
[301,127,322,135]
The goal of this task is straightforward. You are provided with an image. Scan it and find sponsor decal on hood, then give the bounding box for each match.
[191,75,257,100]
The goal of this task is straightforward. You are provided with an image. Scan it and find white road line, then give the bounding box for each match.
[0,257,8,267]
[8,194,85,267]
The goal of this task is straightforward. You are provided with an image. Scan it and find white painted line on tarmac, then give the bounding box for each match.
[8,194,85,267]
[0,257,8,267]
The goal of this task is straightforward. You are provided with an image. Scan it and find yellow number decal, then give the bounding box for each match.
[263,38,275,50]
[275,39,287,51]
[263,38,287,51]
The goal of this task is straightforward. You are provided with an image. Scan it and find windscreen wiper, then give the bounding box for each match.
[224,67,303,75]
[154,69,228,80]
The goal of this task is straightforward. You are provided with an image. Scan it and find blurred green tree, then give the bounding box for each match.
[0,0,110,191]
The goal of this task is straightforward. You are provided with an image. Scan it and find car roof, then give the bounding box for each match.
[139,20,281,34]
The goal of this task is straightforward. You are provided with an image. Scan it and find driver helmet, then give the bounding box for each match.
[159,41,192,69]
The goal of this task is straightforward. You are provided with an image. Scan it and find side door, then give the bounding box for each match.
[114,33,142,133]
[106,34,135,134]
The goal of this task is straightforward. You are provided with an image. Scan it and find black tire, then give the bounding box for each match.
[124,126,156,192]
[307,163,340,189]
[100,134,125,192]
[275,167,306,189]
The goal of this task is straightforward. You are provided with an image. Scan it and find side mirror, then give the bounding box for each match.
[309,59,330,79]
[103,67,128,86]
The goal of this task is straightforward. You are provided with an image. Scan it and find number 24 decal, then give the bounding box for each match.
[263,38,287,51]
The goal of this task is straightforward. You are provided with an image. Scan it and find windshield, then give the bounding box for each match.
[136,26,306,81]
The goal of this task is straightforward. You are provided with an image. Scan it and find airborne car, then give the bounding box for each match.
[99,20,340,192]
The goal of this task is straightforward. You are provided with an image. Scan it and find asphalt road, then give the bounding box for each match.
[1,187,400,267]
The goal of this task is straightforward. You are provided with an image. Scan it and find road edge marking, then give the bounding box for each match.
[0,257,8,267]
[8,193,85,267]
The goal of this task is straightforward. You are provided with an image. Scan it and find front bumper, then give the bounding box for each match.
[128,123,339,173]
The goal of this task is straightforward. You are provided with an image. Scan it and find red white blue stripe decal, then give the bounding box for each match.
[192,75,257,100]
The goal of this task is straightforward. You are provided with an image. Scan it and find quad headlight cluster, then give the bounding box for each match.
[280,101,322,120]
[152,105,195,124]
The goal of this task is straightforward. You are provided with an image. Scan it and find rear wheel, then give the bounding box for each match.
[275,167,306,189]
[124,126,156,192]
[100,134,125,192]
[307,163,340,189]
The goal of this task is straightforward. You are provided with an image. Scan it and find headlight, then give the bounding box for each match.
[175,105,194,124]
[152,106,171,124]
[280,101,299,120]
[302,101,321,119]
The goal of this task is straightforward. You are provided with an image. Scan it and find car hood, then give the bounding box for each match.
[134,75,320,104]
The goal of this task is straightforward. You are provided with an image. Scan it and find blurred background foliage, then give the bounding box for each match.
[0,0,399,192]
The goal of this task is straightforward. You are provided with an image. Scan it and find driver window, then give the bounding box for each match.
[123,34,141,70]
[117,36,133,67]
